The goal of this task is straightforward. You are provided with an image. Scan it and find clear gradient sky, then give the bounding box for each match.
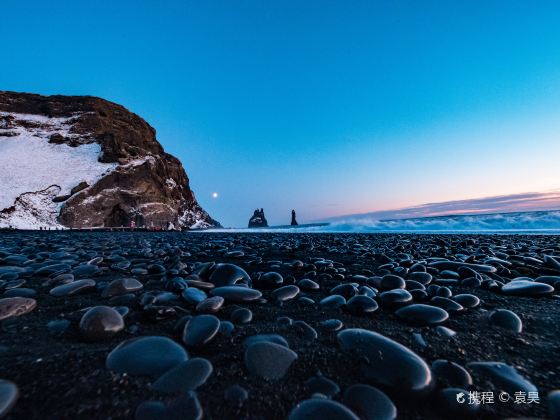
[1,1,560,227]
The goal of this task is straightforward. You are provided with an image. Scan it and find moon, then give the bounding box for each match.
[212,192,218,199]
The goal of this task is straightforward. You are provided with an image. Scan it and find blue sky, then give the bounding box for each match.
[2,1,560,227]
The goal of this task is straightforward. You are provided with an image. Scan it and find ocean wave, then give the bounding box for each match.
[208,210,560,233]
[315,210,560,232]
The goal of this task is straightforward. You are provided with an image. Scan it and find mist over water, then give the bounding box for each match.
[209,210,560,233]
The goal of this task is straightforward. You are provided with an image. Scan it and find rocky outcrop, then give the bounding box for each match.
[291,210,298,226]
[248,209,268,228]
[0,91,220,229]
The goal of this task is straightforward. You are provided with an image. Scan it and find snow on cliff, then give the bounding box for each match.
[0,112,117,229]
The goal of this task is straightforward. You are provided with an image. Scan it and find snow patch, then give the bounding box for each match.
[0,185,64,229]
[0,112,118,228]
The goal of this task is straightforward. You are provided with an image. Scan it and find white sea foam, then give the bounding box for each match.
[207,210,560,233]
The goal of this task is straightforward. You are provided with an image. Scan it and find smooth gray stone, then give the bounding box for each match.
[319,295,346,308]
[395,304,448,326]
[258,272,283,289]
[50,279,96,297]
[288,399,359,420]
[210,286,262,303]
[431,360,472,388]
[245,341,297,379]
[430,296,464,313]
[429,261,496,273]
[195,296,224,313]
[501,280,554,297]
[79,306,125,341]
[453,294,480,308]
[345,295,378,315]
[298,278,320,291]
[435,326,457,337]
[379,289,412,306]
[182,315,220,347]
[218,321,235,336]
[151,358,213,393]
[467,362,538,395]
[337,328,433,397]
[230,307,252,324]
[536,276,560,289]
[408,271,432,285]
[102,278,143,298]
[343,384,396,420]
[298,296,315,305]
[320,319,343,331]
[488,309,522,333]
[182,288,207,304]
[3,288,36,298]
[380,274,405,290]
[0,297,37,321]
[106,336,188,377]
[0,380,18,418]
[271,285,300,302]
[208,263,251,287]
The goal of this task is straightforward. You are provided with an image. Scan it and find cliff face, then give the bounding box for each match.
[0,91,220,229]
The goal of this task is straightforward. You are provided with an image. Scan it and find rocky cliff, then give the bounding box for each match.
[0,91,220,229]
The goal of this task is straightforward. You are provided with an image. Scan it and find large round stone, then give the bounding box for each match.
[381,274,405,290]
[453,294,480,309]
[395,304,449,326]
[257,272,284,289]
[79,306,125,341]
[106,336,188,377]
[488,309,522,333]
[182,315,220,347]
[379,289,412,306]
[208,264,251,287]
[337,328,432,397]
[245,341,297,380]
[345,295,378,315]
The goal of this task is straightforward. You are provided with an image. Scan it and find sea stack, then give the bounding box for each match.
[248,208,268,228]
[291,209,298,226]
